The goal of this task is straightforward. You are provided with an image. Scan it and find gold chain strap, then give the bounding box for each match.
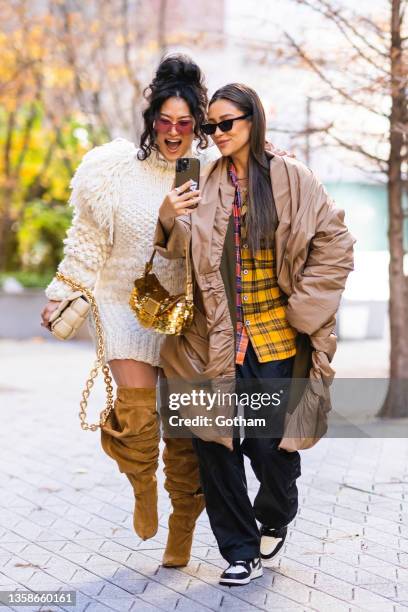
[55,272,114,431]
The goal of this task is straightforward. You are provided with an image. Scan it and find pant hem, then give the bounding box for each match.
[222,548,261,563]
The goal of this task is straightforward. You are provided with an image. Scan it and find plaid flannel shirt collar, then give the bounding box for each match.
[228,160,250,364]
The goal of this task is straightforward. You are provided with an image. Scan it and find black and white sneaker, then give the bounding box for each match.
[260,525,287,563]
[219,558,263,586]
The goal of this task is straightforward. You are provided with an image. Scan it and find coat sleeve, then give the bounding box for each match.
[44,144,117,301]
[279,174,355,452]
[285,175,356,348]
[153,215,191,259]
[278,167,356,452]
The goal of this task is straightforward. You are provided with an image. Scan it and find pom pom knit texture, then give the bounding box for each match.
[45,138,219,365]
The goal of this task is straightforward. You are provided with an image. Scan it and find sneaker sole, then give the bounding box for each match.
[219,567,263,586]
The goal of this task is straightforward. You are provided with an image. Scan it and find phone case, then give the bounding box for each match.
[175,158,200,190]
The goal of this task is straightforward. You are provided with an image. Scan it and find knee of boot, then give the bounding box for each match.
[103,388,159,441]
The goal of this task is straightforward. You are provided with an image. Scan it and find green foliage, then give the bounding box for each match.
[0,100,107,275]
[0,270,55,289]
[17,200,73,272]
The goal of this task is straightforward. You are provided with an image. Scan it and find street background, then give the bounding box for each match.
[1,0,408,609]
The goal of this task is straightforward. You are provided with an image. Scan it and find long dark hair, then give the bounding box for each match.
[209,83,277,252]
[138,54,208,160]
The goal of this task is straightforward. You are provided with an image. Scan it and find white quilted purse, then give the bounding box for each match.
[46,271,114,431]
[48,289,91,340]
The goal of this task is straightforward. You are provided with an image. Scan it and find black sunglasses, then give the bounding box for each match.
[200,113,253,136]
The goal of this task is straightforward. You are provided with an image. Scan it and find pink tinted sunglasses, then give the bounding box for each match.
[154,117,194,135]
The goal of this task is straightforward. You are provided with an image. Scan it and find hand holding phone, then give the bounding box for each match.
[159,179,201,226]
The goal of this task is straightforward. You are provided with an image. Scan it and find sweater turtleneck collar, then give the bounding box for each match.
[142,146,193,172]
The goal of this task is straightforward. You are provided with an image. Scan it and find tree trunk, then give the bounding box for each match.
[378,0,408,417]
[0,184,16,272]
[158,0,168,58]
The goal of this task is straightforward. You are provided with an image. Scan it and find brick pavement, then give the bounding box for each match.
[1,337,408,612]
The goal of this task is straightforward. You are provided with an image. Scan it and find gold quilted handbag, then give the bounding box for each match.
[129,240,194,335]
[47,272,114,431]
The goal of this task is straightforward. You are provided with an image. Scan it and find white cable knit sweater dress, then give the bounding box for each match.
[45,137,219,366]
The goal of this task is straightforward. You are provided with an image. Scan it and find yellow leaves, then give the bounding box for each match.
[0,103,90,212]
[146,39,159,53]
[89,20,101,34]
[0,31,9,48]
[42,13,56,29]
[1,24,45,62]
[115,34,127,46]
[44,66,74,88]
[1,98,18,113]
[47,166,69,201]
[19,162,40,186]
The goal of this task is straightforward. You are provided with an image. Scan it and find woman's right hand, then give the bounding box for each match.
[41,300,61,329]
[159,180,201,225]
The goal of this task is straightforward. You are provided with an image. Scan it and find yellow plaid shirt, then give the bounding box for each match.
[239,242,298,364]
[229,162,297,365]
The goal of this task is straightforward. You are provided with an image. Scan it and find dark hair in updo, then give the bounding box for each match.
[138,54,208,160]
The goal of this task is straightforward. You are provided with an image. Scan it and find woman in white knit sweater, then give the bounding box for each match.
[40,55,219,567]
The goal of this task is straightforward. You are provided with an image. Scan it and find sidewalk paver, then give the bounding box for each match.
[1,337,407,612]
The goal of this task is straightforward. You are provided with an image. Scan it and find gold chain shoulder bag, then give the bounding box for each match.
[48,272,114,431]
[129,238,194,335]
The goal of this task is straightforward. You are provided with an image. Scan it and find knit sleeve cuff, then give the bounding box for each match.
[44,277,73,301]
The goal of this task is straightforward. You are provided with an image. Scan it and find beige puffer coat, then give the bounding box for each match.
[154,154,355,450]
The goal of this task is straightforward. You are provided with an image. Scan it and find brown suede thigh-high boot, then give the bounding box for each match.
[100,387,159,540]
[162,437,205,567]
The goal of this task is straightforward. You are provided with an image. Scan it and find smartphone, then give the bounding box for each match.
[175,158,200,208]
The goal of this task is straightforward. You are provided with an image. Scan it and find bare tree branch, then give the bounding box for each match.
[267,122,334,135]
[328,132,388,167]
[283,31,389,118]
[292,0,388,58]
[121,0,143,139]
